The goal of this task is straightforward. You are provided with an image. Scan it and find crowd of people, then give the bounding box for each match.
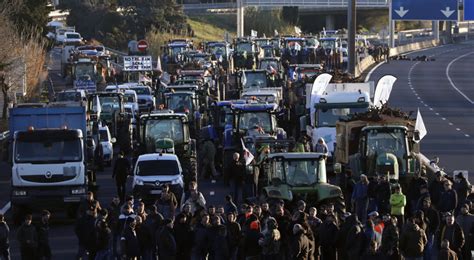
[6,159,473,260]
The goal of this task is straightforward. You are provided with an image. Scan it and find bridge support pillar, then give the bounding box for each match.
[432,21,439,41]
[325,15,335,31]
[237,0,245,37]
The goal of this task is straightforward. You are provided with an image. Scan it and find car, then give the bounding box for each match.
[104,84,130,93]
[55,89,87,103]
[129,85,155,113]
[132,153,184,203]
[99,125,116,166]
[123,90,139,115]
[63,32,83,45]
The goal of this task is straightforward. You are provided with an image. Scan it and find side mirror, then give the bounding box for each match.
[334,163,342,174]
[111,137,117,144]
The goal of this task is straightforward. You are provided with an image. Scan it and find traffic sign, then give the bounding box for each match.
[392,0,458,20]
[137,40,148,52]
[465,0,474,20]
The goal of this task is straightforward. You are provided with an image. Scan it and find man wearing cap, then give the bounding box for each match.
[455,203,473,260]
[437,212,464,259]
[352,174,370,223]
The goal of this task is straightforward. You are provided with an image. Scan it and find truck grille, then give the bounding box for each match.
[144,181,171,187]
[138,99,147,104]
[22,175,76,183]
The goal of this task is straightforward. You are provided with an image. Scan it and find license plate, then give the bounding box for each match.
[150,190,162,195]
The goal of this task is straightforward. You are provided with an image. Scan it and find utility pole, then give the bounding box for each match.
[236,0,244,37]
[347,0,356,76]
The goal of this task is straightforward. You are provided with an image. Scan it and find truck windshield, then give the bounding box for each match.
[15,139,82,163]
[74,63,94,80]
[238,112,273,133]
[99,96,120,113]
[167,95,193,113]
[242,72,267,89]
[56,92,81,102]
[145,119,184,151]
[131,87,151,95]
[282,159,323,186]
[366,129,407,169]
[136,160,179,176]
[316,105,368,127]
[236,42,253,52]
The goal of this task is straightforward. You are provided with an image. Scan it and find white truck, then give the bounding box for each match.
[303,82,375,160]
[9,103,88,221]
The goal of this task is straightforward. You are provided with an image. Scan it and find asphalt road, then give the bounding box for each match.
[367,41,474,182]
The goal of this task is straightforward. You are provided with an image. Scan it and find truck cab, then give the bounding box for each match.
[9,105,88,220]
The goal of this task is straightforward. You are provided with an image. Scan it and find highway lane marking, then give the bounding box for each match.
[0,202,10,214]
[456,128,461,131]
[445,51,474,105]
[365,61,386,82]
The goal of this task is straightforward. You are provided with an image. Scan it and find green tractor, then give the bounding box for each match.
[136,111,198,185]
[261,152,345,212]
[88,92,133,154]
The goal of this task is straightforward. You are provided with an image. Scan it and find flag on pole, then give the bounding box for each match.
[251,30,258,38]
[414,109,427,143]
[373,75,397,108]
[241,138,254,166]
[274,29,279,36]
[294,26,302,35]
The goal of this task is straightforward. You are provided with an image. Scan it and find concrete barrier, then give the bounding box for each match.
[389,39,440,57]
[355,55,375,78]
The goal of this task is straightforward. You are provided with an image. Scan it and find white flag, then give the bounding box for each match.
[241,138,254,166]
[294,26,302,35]
[156,57,162,71]
[310,73,332,126]
[373,75,397,108]
[414,109,427,143]
[94,95,101,118]
[251,30,258,38]
[274,29,279,36]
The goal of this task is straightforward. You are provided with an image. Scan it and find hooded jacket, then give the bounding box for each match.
[399,222,427,257]
[390,192,406,215]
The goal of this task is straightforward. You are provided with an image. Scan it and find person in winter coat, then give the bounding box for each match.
[437,213,465,259]
[0,214,10,260]
[421,197,439,259]
[380,216,399,260]
[337,213,356,260]
[390,184,406,230]
[77,191,101,218]
[191,213,211,260]
[454,172,471,211]
[438,180,458,214]
[438,239,458,260]
[407,171,428,214]
[225,212,241,260]
[75,207,97,260]
[229,152,245,203]
[319,214,339,260]
[157,219,177,260]
[112,151,131,203]
[155,184,178,219]
[121,219,141,260]
[243,221,263,259]
[210,225,230,260]
[455,204,474,260]
[314,137,328,154]
[352,174,369,224]
[135,216,153,260]
[199,139,217,179]
[345,215,365,260]
[95,219,112,260]
[259,217,281,260]
[174,213,193,260]
[291,223,310,260]
[361,240,383,260]
[429,171,445,208]
[375,174,392,215]
[181,181,207,215]
[36,210,51,260]
[399,216,427,260]
[17,214,38,260]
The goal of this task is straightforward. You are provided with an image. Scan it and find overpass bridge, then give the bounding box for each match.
[182,0,388,33]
